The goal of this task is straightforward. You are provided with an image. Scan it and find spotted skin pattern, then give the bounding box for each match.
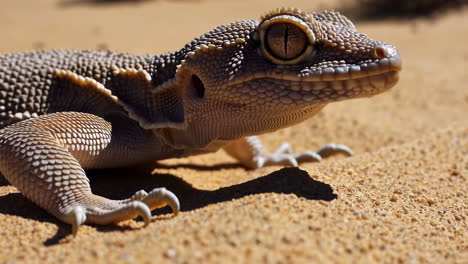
[0,8,401,236]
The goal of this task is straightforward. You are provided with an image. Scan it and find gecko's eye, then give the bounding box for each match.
[265,23,307,61]
[257,14,316,65]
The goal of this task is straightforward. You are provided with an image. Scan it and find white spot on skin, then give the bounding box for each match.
[14,113,23,120]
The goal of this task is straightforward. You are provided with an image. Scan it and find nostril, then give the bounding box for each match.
[374,46,388,59]
[191,74,205,99]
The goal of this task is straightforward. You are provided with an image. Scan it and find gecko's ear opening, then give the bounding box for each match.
[110,67,186,130]
[191,74,205,99]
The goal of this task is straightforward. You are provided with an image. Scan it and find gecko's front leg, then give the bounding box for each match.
[0,112,179,236]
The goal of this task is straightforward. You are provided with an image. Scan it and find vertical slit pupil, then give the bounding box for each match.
[284,24,289,59]
[191,74,205,99]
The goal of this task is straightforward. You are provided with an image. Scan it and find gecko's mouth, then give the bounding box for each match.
[227,71,399,105]
[227,53,402,86]
[224,53,402,104]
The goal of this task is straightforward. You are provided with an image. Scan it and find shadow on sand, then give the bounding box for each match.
[0,165,336,245]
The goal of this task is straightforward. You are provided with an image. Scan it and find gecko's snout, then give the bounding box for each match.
[372,44,402,73]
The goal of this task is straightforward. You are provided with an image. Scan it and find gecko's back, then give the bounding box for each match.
[0,50,155,127]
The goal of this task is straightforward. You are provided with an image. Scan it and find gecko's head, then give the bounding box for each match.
[174,8,401,137]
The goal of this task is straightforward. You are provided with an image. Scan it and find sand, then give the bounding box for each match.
[0,0,467,263]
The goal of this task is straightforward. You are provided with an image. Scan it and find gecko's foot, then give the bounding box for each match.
[61,188,179,237]
[254,142,353,168]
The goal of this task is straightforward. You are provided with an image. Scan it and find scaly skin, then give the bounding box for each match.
[0,8,401,236]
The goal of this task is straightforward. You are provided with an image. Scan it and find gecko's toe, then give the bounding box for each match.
[273,142,293,155]
[131,190,149,201]
[315,143,354,158]
[294,150,322,163]
[255,156,266,169]
[62,206,87,237]
[260,152,300,167]
[142,188,180,215]
[85,201,152,226]
[284,155,299,167]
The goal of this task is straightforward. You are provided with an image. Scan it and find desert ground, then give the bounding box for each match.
[0,0,466,263]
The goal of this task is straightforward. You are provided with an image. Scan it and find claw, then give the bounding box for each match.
[285,156,299,167]
[143,188,180,215]
[295,150,322,163]
[315,143,354,158]
[63,206,86,237]
[129,201,151,226]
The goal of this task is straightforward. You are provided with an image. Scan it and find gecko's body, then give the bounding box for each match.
[0,8,401,235]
